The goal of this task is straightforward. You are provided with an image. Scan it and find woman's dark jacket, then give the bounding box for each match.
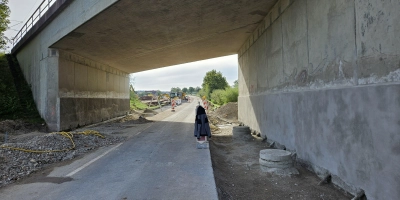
[194,106,212,139]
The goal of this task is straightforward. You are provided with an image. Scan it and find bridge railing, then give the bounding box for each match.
[12,0,56,46]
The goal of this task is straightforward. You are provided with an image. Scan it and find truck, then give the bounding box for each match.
[170,92,187,105]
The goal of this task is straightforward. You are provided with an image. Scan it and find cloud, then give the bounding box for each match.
[132,55,238,91]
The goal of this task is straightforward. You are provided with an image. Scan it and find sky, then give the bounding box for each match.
[131,55,238,91]
[5,0,239,91]
[5,0,43,50]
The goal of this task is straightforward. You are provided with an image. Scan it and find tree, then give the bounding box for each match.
[233,80,238,88]
[182,87,188,93]
[195,87,201,93]
[170,87,182,93]
[129,86,135,100]
[0,0,10,50]
[202,70,229,96]
[198,85,209,99]
[188,87,194,94]
[129,74,135,87]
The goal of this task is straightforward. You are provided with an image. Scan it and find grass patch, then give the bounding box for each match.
[0,54,44,123]
[130,97,148,110]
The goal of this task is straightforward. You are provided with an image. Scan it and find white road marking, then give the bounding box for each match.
[66,142,123,177]
[65,109,174,177]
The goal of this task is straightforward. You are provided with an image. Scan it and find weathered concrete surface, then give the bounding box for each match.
[356,0,400,78]
[48,0,279,73]
[240,84,400,199]
[14,0,126,131]
[58,50,129,130]
[238,0,400,199]
[59,98,129,130]
[58,51,129,99]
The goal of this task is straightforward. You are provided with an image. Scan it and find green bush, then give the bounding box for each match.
[0,54,20,118]
[0,54,44,123]
[224,86,238,103]
[210,89,226,105]
[198,85,210,99]
[210,86,238,106]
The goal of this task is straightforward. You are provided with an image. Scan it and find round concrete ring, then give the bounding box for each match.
[259,158,293,169]
[260,149,292,162]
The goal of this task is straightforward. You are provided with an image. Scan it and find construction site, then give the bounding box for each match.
[1,0,399,199]
[1,99,352,200]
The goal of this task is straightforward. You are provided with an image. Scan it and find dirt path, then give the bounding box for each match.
[207,107,352,200]
[210,132,352,199]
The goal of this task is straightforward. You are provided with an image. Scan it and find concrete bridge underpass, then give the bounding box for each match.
[12,0,400,199]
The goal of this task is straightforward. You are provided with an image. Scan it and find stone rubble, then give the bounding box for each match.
[0,132,126,187]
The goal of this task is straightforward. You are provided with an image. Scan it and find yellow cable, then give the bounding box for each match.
[0,130,104,153]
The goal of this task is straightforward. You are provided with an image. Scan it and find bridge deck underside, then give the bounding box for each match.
[51,0,278,73]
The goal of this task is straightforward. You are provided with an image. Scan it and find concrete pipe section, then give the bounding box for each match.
[259,149,299,175]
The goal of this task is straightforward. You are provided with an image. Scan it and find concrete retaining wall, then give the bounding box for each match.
[58,51,129,130]
[14,0,123,131]
[238,0,400,199]
[60,98,129,130]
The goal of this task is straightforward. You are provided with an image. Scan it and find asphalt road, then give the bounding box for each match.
[0,98,217,200]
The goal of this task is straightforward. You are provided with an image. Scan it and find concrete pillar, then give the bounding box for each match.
[44,49,60,131]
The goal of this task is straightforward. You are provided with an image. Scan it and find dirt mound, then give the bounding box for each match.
[142,108,158,117]
[207,102,239,135]
[123,116,152,124]
[116,114,152,124]
[0,120,47,135]
[213,102,238,122]
[0,120,16,133]
[143,109,158,114]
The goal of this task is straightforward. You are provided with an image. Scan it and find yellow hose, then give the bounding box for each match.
[0,130,104,153]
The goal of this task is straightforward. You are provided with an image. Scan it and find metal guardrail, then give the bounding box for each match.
[11,0,56,46]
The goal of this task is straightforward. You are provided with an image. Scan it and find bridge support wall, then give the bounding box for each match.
[14,0,124,131]
[58,51,129,130]
[238,0,400,199]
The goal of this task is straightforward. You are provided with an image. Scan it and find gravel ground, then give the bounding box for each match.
[0,131,125,188]
[0,113,153,188]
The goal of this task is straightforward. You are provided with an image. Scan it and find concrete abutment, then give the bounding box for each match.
[13,0,127,131]
[58,50,130,131]
[16,48,130,131]
[238,0,400,199]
